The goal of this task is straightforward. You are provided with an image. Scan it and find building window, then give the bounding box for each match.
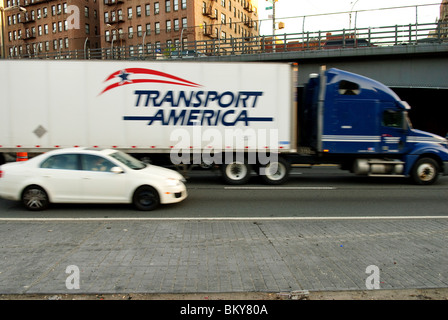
[137,25,142,37]
[128,26,133,38]
[173,0,178,11]
[182,17,187,28]
[85,6,89,18]
[155,22,160,34]
[136,6,141,17]
[181,0,186,9]
[154,2,159,14]
[128,7,132,19]
[146,23,151,35]
[85,23,90,34]
[165,0,171,13]
[174,18,179,31]
[145,4,150,16]
[166,20,171,32]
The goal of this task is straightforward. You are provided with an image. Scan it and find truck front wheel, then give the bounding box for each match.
[411,158,440,185]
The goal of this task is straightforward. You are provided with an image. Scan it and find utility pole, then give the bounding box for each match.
[266,0,278,52]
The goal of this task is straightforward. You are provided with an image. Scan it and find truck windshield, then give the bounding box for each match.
[109,151,146,170]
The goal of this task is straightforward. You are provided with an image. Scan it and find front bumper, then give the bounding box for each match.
[159,183,188,204]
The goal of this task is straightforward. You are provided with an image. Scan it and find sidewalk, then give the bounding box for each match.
[0,218,447,296]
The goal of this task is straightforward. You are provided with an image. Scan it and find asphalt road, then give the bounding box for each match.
[0,166,447,300]
[0,166,446,218]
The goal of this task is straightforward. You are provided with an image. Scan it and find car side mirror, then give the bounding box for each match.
[110,166,124,174]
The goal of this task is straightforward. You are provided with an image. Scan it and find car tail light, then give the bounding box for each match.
[0,170,3,178]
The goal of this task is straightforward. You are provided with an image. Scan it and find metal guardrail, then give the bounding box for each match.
[7,21,448,60]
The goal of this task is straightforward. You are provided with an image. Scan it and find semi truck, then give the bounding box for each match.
[0,60,447,185]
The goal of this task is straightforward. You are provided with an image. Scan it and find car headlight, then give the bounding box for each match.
[166,178,181,187]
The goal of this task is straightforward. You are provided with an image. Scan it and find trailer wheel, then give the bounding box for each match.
[22,186,49,211]
[132,186,160,211]
[411,158,440,185]
[221,161,252,185]
[260,158,291,185]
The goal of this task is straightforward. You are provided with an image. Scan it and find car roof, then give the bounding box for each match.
[42,147,116,156]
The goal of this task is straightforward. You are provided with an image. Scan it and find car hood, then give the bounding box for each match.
[139,164,185,180]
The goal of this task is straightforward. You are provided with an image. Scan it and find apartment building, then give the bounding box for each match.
[440,0,448,38]
[99,0,260,57]
[1,0,259,58]
[2,0,101,58]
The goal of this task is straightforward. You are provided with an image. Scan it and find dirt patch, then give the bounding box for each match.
[1,288,447,300]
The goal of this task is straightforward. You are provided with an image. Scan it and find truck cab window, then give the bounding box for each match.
[382,110,403,128]
[338,80,360,95]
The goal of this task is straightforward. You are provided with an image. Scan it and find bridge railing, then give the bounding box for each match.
[8,21,448,60]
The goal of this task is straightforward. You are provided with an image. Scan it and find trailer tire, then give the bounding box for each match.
[221,161,252,185]
[132,186,160,211]
[259,158,291,185]
[411,157,440,185]
[22,186,49,211]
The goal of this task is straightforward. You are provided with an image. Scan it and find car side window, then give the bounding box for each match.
[40,154,79,170]
[81,155,115,172]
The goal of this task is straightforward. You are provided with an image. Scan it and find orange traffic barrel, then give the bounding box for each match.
[16,152,28,162]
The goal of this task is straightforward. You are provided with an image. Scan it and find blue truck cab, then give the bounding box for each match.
[301,67,448,185]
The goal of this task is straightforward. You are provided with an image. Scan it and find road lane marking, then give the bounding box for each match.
[224,187,336,190]
[1,216,448,222]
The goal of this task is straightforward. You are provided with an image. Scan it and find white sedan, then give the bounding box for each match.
[0,148,187,211]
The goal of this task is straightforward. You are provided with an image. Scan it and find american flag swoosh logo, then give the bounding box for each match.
[99,68,202,95]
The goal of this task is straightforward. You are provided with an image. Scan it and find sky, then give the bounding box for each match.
[257,0,442,35]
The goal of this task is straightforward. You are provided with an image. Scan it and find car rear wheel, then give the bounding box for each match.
[133,186,160,211]
[22,186,49,211]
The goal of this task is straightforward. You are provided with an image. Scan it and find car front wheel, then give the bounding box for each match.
[22,186,49,211]
[132,186,160,211]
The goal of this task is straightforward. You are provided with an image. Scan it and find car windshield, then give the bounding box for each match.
[109,151,146,170]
